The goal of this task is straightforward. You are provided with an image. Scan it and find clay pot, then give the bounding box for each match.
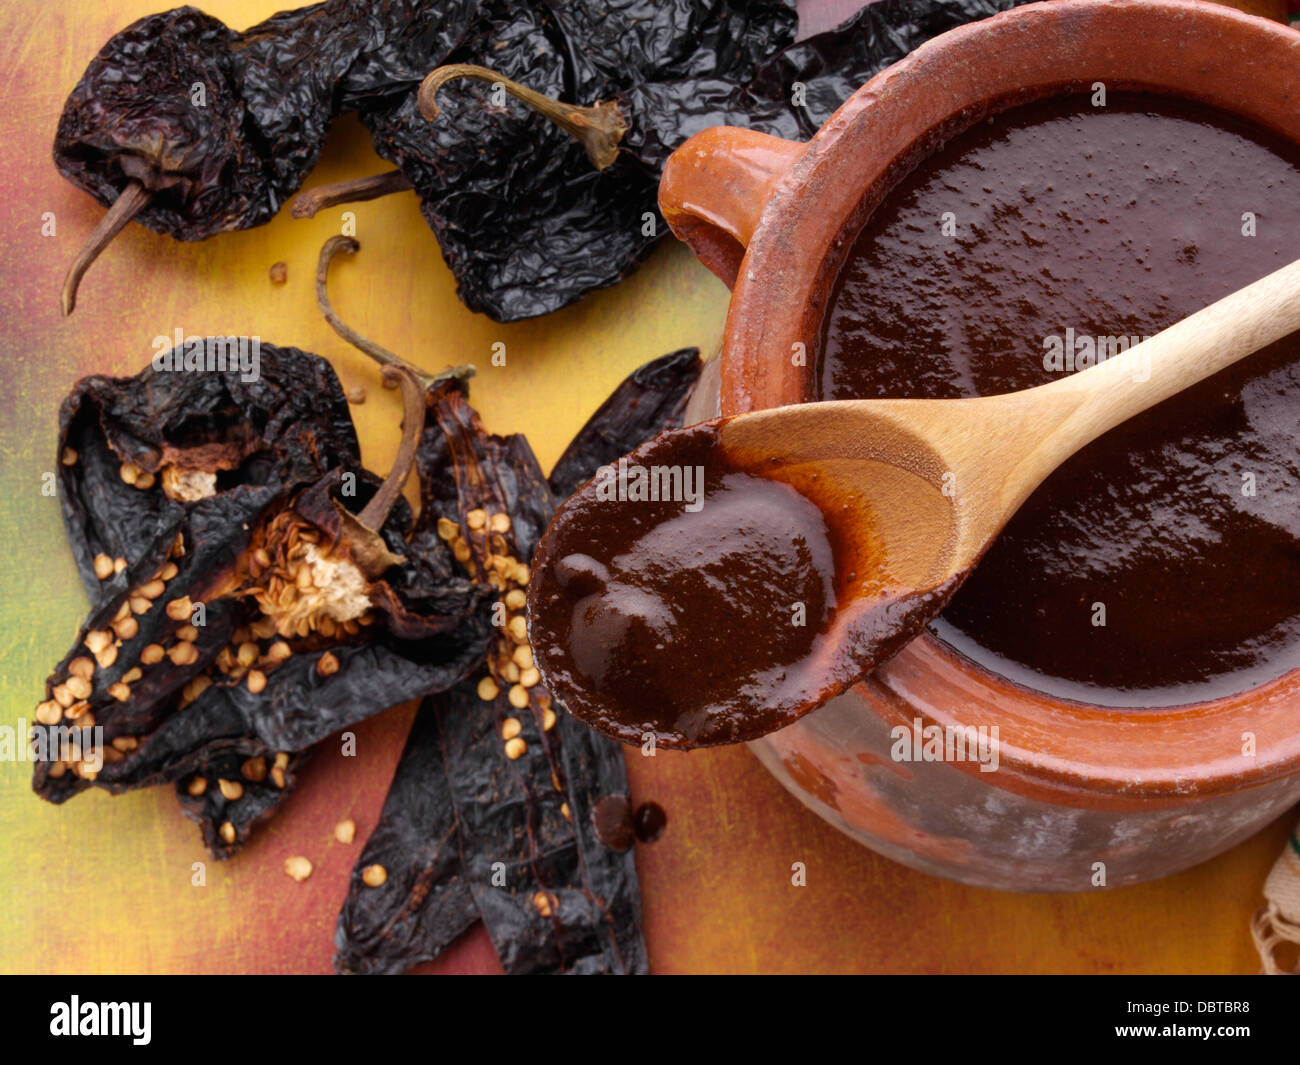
[659,0,1300,891]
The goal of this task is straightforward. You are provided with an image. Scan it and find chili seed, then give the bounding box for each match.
[270,767,286,789]
[108,682,131,702]
[466,508,487,530]
[502,661,520,684]
[561,802,571,821]
[267,641,291,663]
[452,540,472,564]
[35,701,62,726]
[140,644,165,665]
[504,589,527,611]
[237,642,259,667]
[112,736,139,752]
[135,472,155,491]
[138,579,165,599]
[335,819,356,844]
[489,512,511,534]
[113,613,139,640]
[68,657,94,680]
[168,642,198,666]
[47,761,67,778]
[346,386,366,405]
[284,856,313,882]
[246,669,267,694]
[61,447,78,466]
[119,462,140,485]
[113,557,128,575]
[93,554,114,580]
[507,616,527,643]
[241,756,267,783]
[274,752,290,770]
[52,684,73,708]
[542,707,557,731]
[532,891,555,917]
[219,822,236,845]
[177,624,198,642]
[218,778,243,801]
[94,644,119,670]
[504,736,527,760]
[436,517,458,541]
[65,701,91,721]
[317,652,340,677]
[84,629,112,654]
[129,596,151,615]
[501,717,522,740]
[362,865,388,887]
[121,666,142,684]
[165,596,192,621]
[187,777,208,797]
[160,561,179,580]
[476,676,499,702]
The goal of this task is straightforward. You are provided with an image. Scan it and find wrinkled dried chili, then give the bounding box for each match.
[34,323,490,857]
[334,345,701,974]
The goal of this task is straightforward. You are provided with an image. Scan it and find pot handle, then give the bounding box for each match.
[658,127,805,289]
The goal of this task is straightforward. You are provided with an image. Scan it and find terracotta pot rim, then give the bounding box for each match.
[717,0,1300,795]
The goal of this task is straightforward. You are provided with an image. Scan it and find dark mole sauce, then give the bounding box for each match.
[529,423,841,747]
[823,92,1300,707]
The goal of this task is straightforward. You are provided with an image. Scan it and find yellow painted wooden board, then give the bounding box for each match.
[0,0,1288,974]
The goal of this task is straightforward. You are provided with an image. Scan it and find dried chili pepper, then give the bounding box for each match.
[54,0,798,317]
[55,0,480,313]
[33,326,492,857]
[335,345,701,974]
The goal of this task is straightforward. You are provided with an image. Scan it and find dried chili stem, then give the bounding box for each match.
[290,170,413,220]
[315,235,474,392]
[357,364,425,531]
[61,180,153,316]
[418,64,627,171]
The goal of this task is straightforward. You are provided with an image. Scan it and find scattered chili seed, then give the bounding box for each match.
[246,669,267,694]
[219,822,236,845]
[93,554,114,580]
[561,802,571,821]
[317,651,340,677]
[436,517,458,541]
[507,685,529,710]
[61,447,78,466]
[477,675,499,701]
[52,684,73,708]
[274,752,290,770]
[119,462,140,485]
[160,561,179,580]
[542,707,557,731]
[138,579,165,599]
[84,630,112,654]
[507,616,527,643]
[335,819,356,844]
[237,641,259,667]
[177,624,198,642]
[452,540,472,564]
[65,701,91,721]
[267,640,292,662]
[269,260,287,284]
[504,589,527,611]
[501,717,522,741]
[284,856,313,882]
[362,864,388,887]
[519,667,540,689]
[504,736,527,760]
[135,472,156,491]
[489,512,511,534]
[113,557,127,574]
[502,661,520,684]
[270,767,286,789]
[121,666,142,684]
[346,385,366,405]
[111,736,138,752]
[218,778,243,801]
[68,657,94,680]
[108,682,130,702]
[187,777,208,797]
[35,701,62,726]
[241,756,267,782]
[165,596,192,621]
[94,643,119,669]
[129,596,151,615]
[532,891,555,918]
[168,642,198,666]
[140,644,165,665]
[466,508,487,530]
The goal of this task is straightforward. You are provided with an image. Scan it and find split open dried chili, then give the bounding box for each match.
[335,345,701,974]
[34,337,492,857]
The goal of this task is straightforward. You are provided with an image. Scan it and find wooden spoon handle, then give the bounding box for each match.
[1032,255,1300,470]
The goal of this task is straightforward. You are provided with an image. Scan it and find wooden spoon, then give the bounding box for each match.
[528,257,1300,748]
